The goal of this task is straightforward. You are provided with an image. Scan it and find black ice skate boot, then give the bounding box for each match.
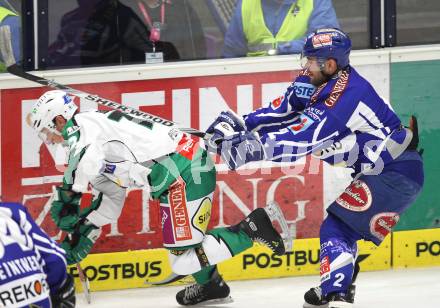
[176,269,232,306]
[304,255,360,308]
[232,207,286,255]
[303,285,356,308]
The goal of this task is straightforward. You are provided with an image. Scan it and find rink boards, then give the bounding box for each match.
[68,227,440,292]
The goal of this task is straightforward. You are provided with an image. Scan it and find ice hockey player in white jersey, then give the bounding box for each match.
[0,202,75,308]
[26,90,290,306]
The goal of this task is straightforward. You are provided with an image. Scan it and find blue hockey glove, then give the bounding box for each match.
[219,131,266,170]
[50,273,76,308]
[205,111,246,153]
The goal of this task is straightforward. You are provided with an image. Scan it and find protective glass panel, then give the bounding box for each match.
[332,0,369,50]
[42,0,372,69]
[396,0,440,46]
[0,0,21,72]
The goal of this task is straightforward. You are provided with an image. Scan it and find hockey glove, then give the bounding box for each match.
[51,186,82,233]
[219,131,266,170]
[50,273,76,308]
[205,111,247,153]
[407,115,423,155]
[61,219,102,265]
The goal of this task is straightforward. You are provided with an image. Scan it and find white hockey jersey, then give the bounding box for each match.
[61,110,186,192]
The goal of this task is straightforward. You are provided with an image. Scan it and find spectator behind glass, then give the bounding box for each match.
[0,4,20,72]
[223,0,339,57]
[48,0,179,68]
[136,0,206,60]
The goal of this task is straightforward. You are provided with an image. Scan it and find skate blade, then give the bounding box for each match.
[328,302,353,308]
[192,296,234,306]
[303,303,328,308]
[264,201,293,252]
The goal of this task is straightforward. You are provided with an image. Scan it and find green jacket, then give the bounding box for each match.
[0,7,18,72]
[242,0,313,56]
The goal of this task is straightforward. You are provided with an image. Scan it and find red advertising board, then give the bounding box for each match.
[0,70,324,253]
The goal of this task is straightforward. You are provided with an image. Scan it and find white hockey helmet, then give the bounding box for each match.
[28,90,78,133]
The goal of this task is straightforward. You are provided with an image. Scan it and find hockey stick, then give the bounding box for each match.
[66,230,92,304]
[76,263,92,304]
[145,272,190,286]
[0,27,206,139]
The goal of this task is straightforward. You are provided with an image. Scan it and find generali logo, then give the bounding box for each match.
[169,177,192,241]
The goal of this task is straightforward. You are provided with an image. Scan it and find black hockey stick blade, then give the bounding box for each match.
[145,272,189,286]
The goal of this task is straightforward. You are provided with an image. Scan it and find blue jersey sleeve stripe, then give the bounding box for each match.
[34,245,67,267]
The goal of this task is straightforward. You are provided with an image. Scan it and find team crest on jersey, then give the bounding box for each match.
[271,95,284,110]
[312,33,333,48]
[336,180,372,212]
[370,212,400,241]
[288,113,314,135]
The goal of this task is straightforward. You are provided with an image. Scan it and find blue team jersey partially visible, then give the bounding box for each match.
[244,67,412,175]
[0,203,67,308]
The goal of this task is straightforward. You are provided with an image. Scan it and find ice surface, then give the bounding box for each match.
[76,267,440,308]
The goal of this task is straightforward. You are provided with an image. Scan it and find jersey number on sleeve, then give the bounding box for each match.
[0,208,33,258]
[107,110,154,130]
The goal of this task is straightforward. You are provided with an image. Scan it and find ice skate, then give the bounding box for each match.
[303,285,356,308]
[234,202,288,255]
[327,291,355,308]
[176,269,233,306]
[264,201,293,252]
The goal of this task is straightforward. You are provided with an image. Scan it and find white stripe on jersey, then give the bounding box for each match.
[32,233,66,255]
[251,115,300,133]
[34,245,67,267]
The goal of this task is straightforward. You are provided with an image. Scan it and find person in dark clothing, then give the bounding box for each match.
[136,0,206,61]
[48,0,179,68]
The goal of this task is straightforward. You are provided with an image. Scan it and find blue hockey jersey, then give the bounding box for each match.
[244,67,413,175]
[0,203,67,308]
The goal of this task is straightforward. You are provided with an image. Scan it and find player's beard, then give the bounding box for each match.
[310,71,327,86]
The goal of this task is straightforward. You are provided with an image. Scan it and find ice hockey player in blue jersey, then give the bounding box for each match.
[0,202,75,307]
[205,28,424,307]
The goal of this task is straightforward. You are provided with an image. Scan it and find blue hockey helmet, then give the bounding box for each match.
[301,28,352,69]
